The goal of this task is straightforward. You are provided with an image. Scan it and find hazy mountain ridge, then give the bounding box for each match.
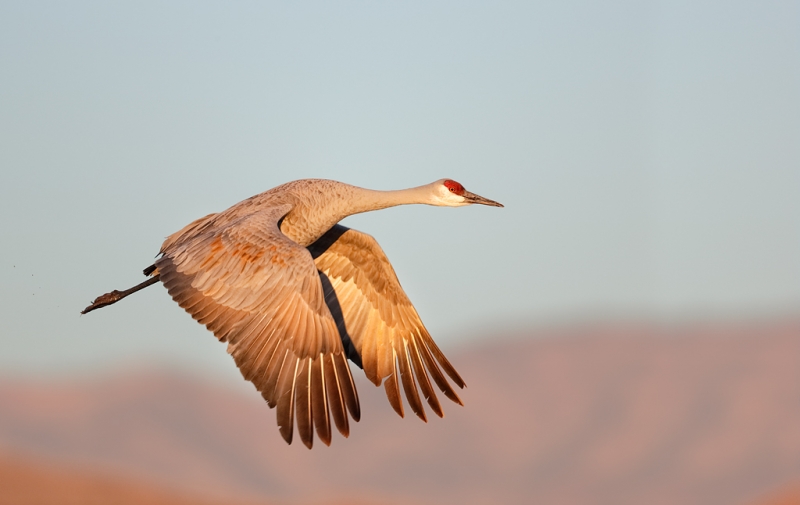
[0,451,266,505]
[1,320,799,505]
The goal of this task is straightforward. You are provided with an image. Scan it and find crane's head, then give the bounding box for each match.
[430,179,504,208]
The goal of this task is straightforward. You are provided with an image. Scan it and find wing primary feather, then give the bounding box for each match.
[384,348,404,418]
[408,335,443,417]
[359,313,380,385]
[375,320,394,381]
[334,353,361,421]
[326,354,349,437]
[276,357,300,445]
[261,345,289,408]
[295,358,313,449]
[311,355,332,446]
[398,339,426,422]
[416,332,463,406]
[421,335,466,388]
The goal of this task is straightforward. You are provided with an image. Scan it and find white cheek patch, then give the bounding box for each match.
[440,187,464,205]
[447,193,469,206]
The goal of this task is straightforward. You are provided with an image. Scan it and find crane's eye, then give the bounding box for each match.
[443,179,465,195]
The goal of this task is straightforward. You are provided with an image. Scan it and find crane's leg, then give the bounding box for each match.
[81,274,160,314]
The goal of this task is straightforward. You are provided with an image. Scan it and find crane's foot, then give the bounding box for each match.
[81,290,125,314]
[81,275,160,314]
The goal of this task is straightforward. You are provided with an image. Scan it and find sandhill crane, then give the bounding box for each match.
[82,178,503,448]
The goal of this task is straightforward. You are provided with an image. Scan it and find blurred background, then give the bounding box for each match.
[1,1,798,504]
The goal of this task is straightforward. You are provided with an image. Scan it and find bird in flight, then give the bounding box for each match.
[82,178,503,448]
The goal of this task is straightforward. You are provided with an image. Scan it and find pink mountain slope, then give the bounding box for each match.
[1,320,798,505]
[0,451,267,505]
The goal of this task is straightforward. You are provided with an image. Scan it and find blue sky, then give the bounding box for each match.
[1,1,798,378]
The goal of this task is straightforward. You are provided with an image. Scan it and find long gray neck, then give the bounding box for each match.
[278,181,437,247]
[344,184,434,217]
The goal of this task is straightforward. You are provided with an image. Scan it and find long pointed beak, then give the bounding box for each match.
[463,191,504,207]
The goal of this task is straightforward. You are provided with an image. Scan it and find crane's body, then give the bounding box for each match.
[83,178,502,449]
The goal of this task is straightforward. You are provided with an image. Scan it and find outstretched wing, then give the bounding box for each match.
[309,225,465,422]
[156,205,360,448]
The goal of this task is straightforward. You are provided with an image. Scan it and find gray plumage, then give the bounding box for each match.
[83,178,502,448]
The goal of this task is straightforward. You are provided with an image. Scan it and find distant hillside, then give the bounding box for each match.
[0,452,264,505]
[1,320,799,505]
[750,483,800,505]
